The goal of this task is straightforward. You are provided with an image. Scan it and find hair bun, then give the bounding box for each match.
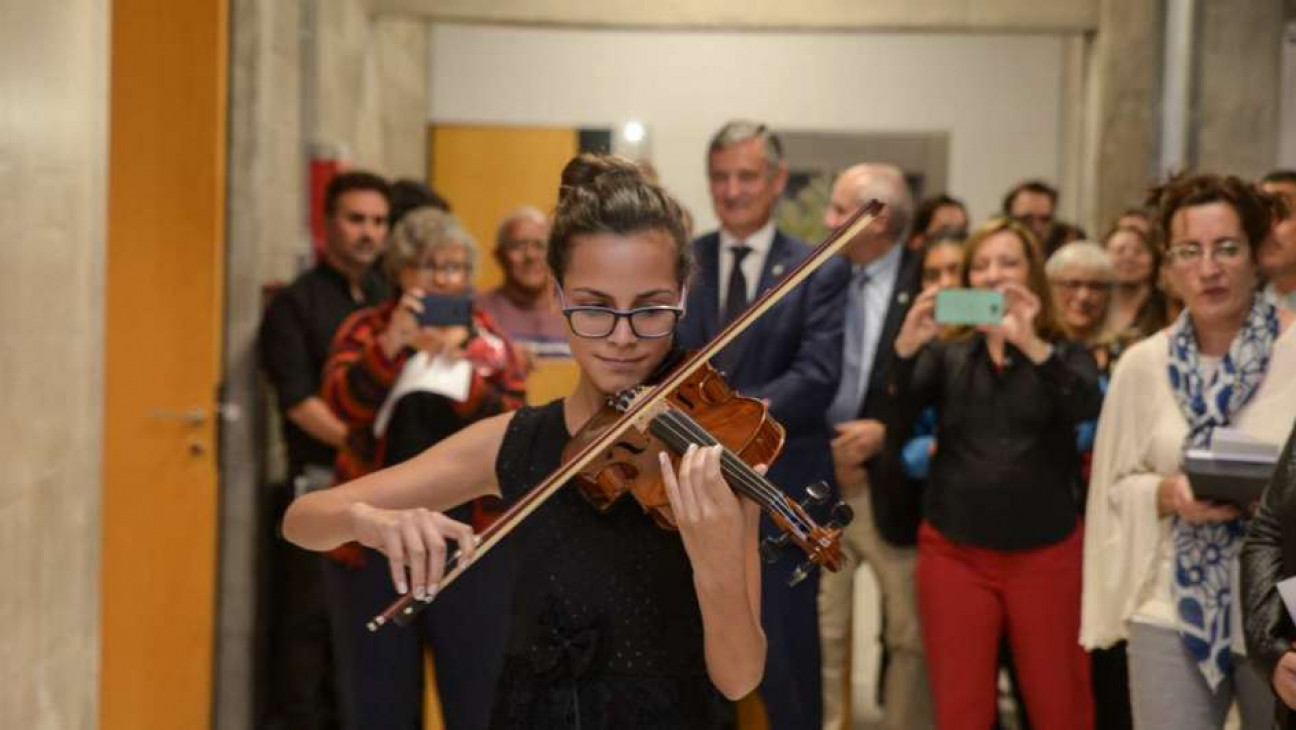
[558,153,644,204]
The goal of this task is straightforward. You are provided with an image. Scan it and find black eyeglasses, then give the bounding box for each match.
[555,285,685,339]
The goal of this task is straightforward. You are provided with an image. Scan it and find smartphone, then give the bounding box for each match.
[418,293,473,328]
[935,289,1004,326]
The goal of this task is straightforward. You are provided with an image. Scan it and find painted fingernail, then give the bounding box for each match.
[397,581,408,595]
[426,583,439,602]
[414,585,425,600]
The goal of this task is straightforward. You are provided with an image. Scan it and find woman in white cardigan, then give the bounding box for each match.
[1082,174,1296,729]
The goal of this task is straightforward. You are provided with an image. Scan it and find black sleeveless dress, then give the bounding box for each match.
[489,399,727,729]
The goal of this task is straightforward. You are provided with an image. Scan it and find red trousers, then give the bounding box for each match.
[916,521,1093,730]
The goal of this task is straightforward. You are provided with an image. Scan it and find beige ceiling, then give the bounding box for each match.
[366,0,1099,32]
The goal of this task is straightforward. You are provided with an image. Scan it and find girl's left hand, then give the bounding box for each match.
[998,282,1052,363]
[659,445,761,586]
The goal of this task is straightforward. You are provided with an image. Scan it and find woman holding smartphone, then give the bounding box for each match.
[890,218,1102,729]
[320,207,529,730]
[287,154,769,729]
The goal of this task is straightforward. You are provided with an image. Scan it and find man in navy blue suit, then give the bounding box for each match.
[676,120,849,729]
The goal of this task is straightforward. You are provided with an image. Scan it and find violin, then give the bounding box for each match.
[368,200,884,632]
[568,359,851,581]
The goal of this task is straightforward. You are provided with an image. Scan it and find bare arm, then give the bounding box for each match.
[286,396,347,448]
[659,447,766,699]
[283,411,514,598]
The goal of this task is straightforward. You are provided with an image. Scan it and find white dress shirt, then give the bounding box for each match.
[718,220,777,316]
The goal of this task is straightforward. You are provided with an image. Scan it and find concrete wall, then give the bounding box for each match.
[1084,0,1162,232]
[1283,17,1296,168]
[1195,0,1286,179]
[219,1,309,727]
[307,0,428,179]
[0,1,109,728]
[428,22,1069,229]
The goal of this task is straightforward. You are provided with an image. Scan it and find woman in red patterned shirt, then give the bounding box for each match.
[321,206,528,730]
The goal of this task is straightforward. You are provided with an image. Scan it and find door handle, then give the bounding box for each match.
[147,403,242,426]
[149,408,208,426]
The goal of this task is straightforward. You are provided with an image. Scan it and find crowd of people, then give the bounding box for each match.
[256,119,1296,729]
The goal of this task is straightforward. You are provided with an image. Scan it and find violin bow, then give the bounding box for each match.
[368,199,885,631]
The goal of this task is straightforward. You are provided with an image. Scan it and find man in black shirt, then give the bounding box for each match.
[257,170,391,730]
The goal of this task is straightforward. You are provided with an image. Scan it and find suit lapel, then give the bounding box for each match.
[691,233,721,340]
[859,246,920,414]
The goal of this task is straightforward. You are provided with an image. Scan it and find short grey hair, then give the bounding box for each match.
[495,205,548,250]
[1046,240,1114,281]
[707,120,785,174]
[838,163,914,243]
[385,207,479,284]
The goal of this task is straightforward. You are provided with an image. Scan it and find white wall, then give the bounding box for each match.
[428,22,1067,230]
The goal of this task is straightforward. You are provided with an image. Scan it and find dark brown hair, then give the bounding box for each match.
[1145,173,1272,259]
[547,154,694,287]
[1001,180,1058,215]
[324,170,391,216]
[914,194,967,237]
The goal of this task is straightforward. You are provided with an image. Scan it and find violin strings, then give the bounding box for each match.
[654,414,810,534]
[653,410,795,513]
[648,410,814,535]
[650,411,784,507]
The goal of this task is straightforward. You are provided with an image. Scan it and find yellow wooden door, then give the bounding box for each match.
[100,0,227,728]
[428,125,578,292]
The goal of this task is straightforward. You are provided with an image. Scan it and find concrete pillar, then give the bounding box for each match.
[219,1,308,728]
[1195,0,1285,179]
[372,16,429,181]
[1086,0,1162,232]
[0,1,109,728]
[304,2,428,180]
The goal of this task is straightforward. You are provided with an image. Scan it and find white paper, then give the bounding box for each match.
[373,352,473,437]
[1278,575,1296,625]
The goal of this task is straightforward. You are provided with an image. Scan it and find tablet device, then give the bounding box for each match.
[418,293,473,328]
[1184,454,1276,509]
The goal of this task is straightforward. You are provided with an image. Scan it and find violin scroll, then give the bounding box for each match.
[760,481,855,586]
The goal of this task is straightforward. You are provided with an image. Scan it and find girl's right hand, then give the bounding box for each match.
[347,502,477,600]
[894,285,941,358]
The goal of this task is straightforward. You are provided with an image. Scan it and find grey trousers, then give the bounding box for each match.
[1127,621,1273,730]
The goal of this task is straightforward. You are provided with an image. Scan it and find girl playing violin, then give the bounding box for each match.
[284,154,766,728]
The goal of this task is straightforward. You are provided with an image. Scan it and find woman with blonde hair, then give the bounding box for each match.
[890,218,1101,729]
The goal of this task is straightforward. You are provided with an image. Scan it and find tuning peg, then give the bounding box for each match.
[801,481,830,507]
[827,501,855,529]
[788,560,814,587]
[759,533,789,564]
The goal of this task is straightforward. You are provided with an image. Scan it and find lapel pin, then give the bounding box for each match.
[772,263,785,277]
[897,291,911,305]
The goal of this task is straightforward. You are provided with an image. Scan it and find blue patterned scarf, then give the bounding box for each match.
[1166,295,1279,688]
